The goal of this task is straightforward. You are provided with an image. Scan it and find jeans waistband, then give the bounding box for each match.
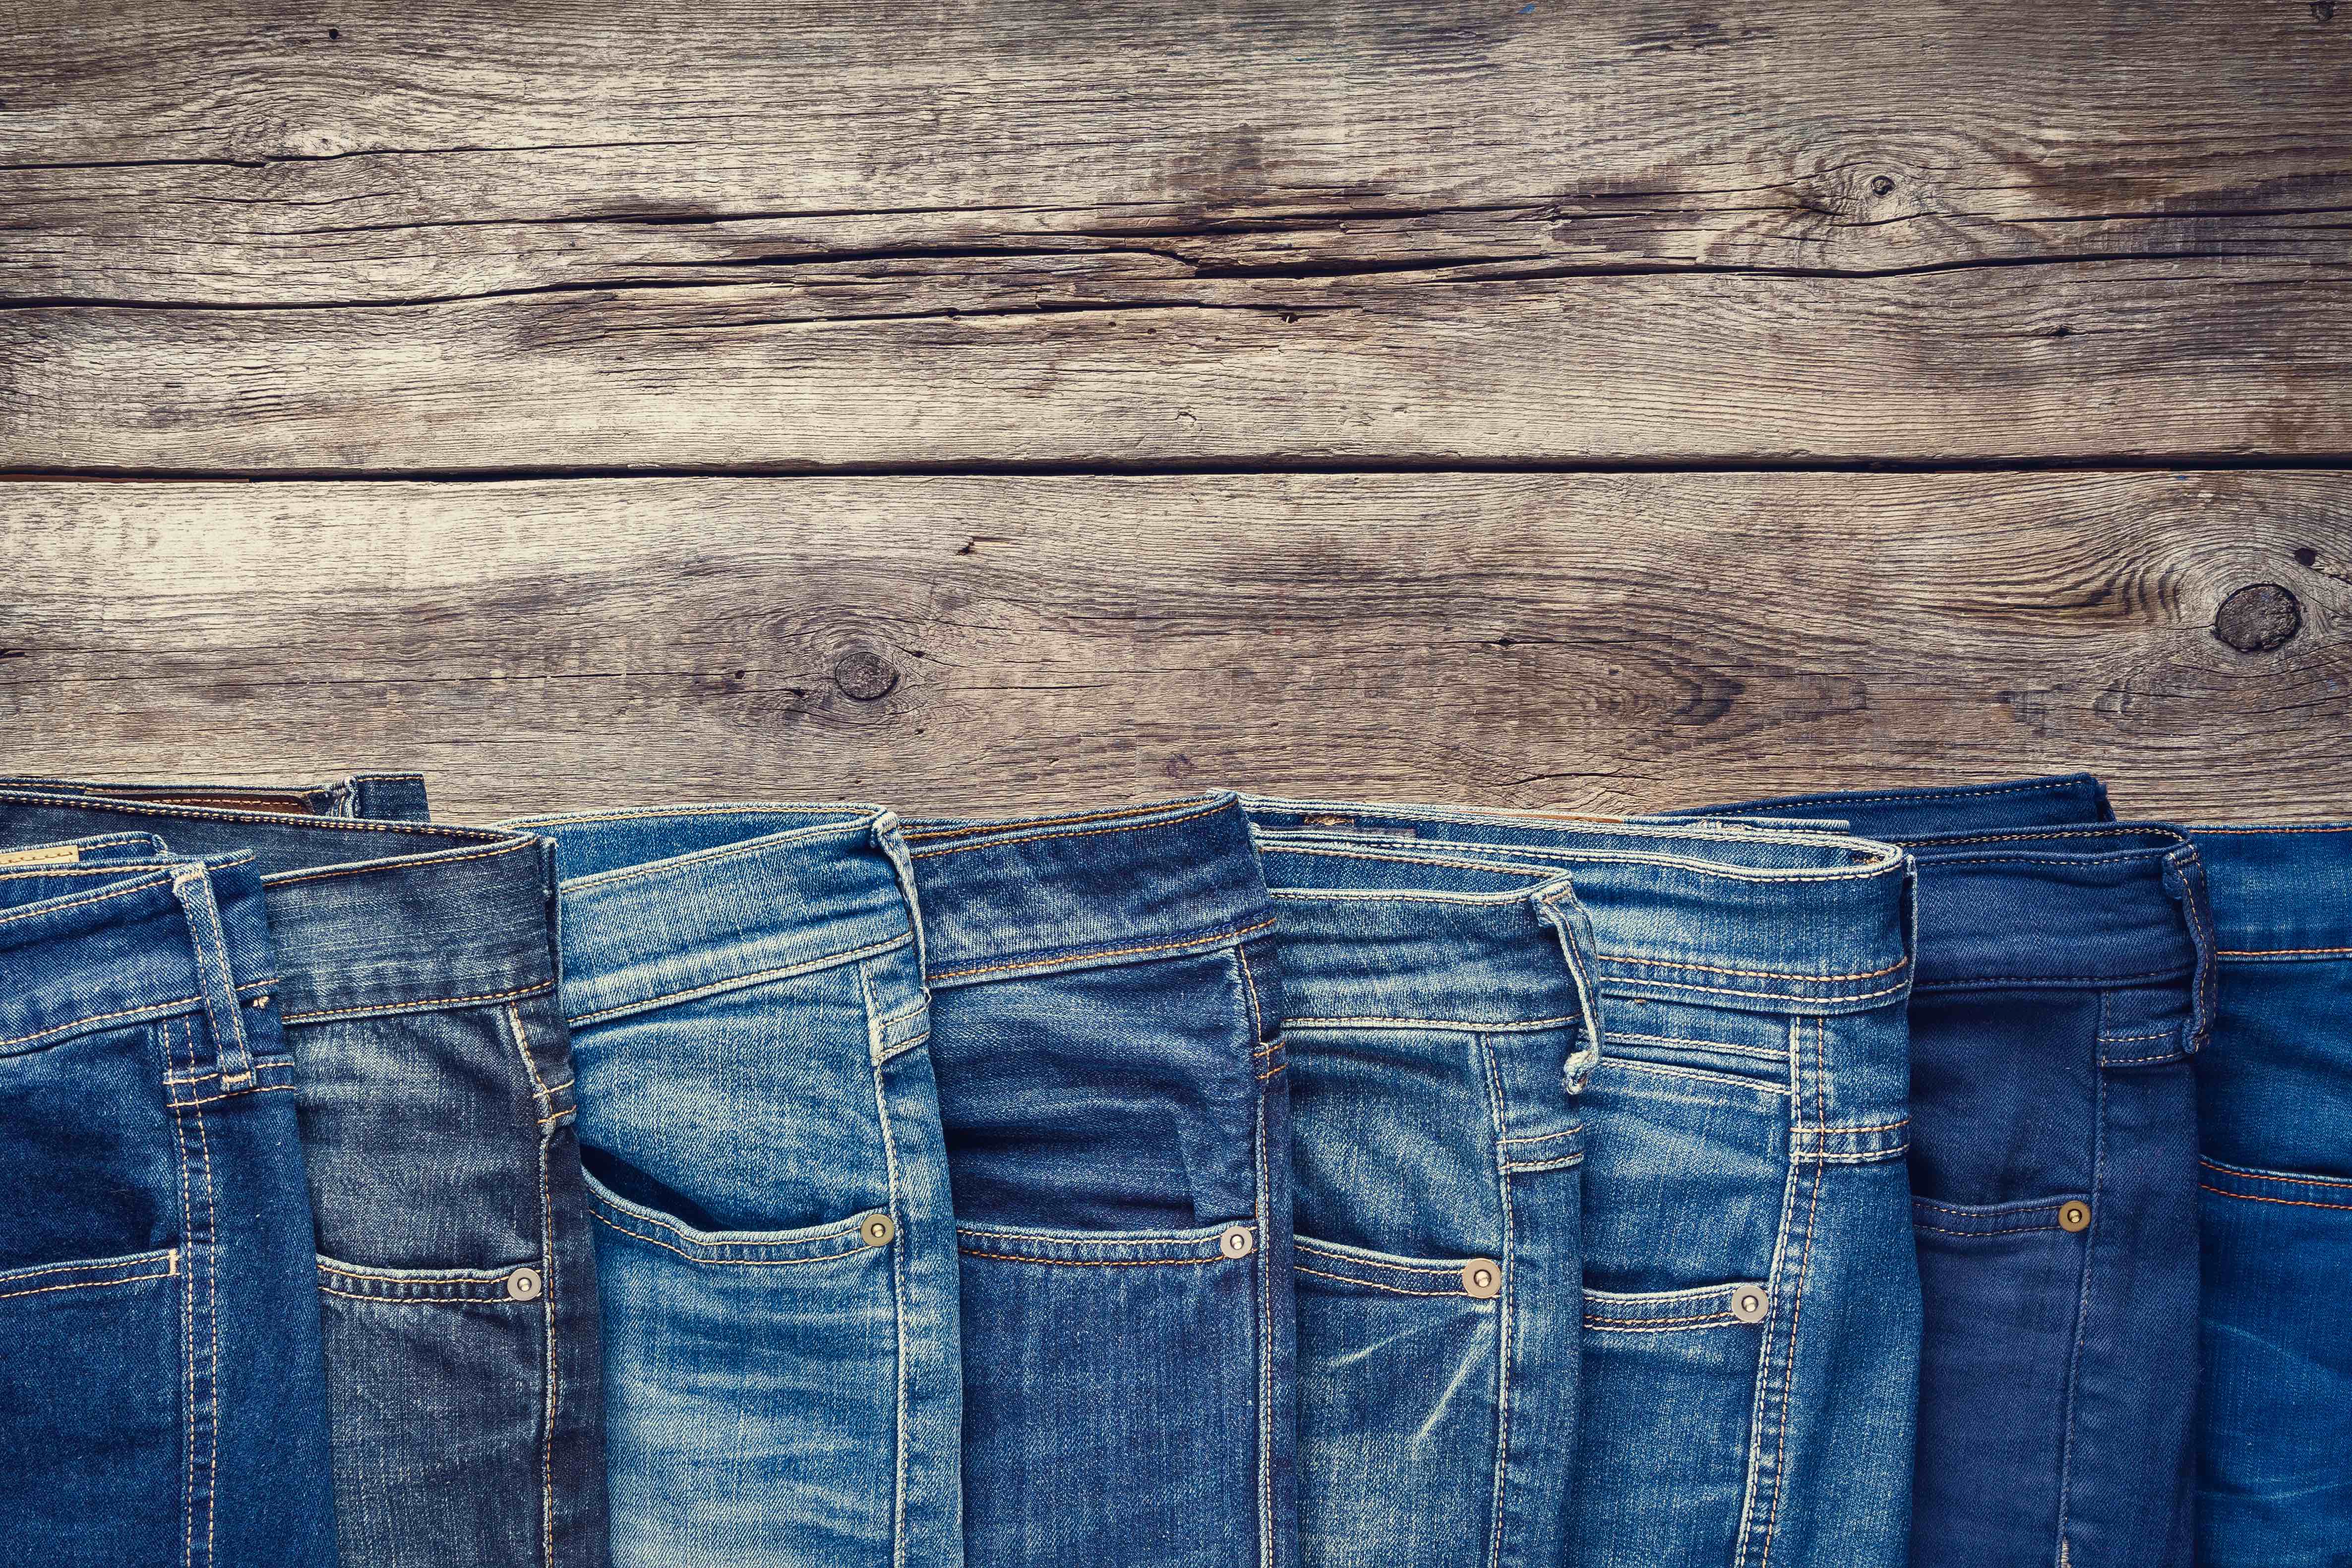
[1673,772,2115,837]
[903,793,1273,987]
[0,791,556,1025]
[2186,822,2352,962]
[503,804,921,1029]
[1241,797,1912,1016]
[0,772,431,822]
[0,837,280,1076]
[1892,826,2214,1009]
[1246,826,1608,1088]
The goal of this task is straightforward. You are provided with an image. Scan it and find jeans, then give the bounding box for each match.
[1684,784,2211,1568]
[1242,803,1605,1568]
[904,794,1293,1568]
[0,782,609,1568]
[1245,803,1921,1568]
[2186,825,2352,1567]
[0,834,337,1568]
[510,805,962,1568]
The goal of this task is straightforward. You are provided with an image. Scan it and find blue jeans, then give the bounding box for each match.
[511,805,962,1568]
[2186,825,2352,1566]
[1684,781,2210,1568]
[1242,803,1604,1568]
[1247,803,1921,1568]
[0,783,609,1568]
[905,794,1294,1568]
[0,834,337,1568]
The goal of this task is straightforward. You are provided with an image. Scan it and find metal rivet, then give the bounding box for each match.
[2058,1201,2091,1233]
[505,1267,543,1302]
[1219,1225,1255,1259]
[1461,1259,1502,1299]
[860,1213,897,1247]
[1730,1284,1769,1324]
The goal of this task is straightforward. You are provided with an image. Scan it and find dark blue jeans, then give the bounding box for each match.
[906,794,1294,1568]
[0,833,337,1568]
[0,781,609,1568]
[2186,824,2352,1566]
[1684,778,2210,1568]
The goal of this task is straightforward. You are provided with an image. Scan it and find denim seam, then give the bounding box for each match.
[589,1207,870,1265]
[185,1013,223,1568]
[2200,1156,2352,1190]
[510,803,870,829]
[1267,838,1899,885]
[1503,1153,1582,1174]
[0,1263,178,1302]
[262,837,538,890]
[1599,951,1909,983]
[553,822,879,893]
[905,799,1219,841]
[1914,827,2186,849]
[1233,942,1276,1568]
[1287,1012,1584,1032]
[169,1016,198,1568]
[955,1225,1226,1248]
[174,867,252,1088]
[566,932,911,1028]
[1584,1313,1741,1333]
[1478,1034,1513,1568]
[1497,1127,1581,1148]
[876,1029,931,1066]
[1611,974,1912,1006]
[1687,778,2092,812]
[928,917,1276,983]
[0,872,172,928]
[906,799,1227,856]
[857,960,915,1568]
[1294,1264,1469,1299]
[2198,1185,2352,1212]
[1603,1057,1790,1095]
[1740,1019,1822,1568]
[279,977,556,1026]
[955,1250,1228,1267]
[2051,1061,2106,1561]
[502,1004,559,1568]
[1605,1029,1786,1061]
[0,996,205,1053]
[2216,944,2352,958]
[1292,1242,1460,1275]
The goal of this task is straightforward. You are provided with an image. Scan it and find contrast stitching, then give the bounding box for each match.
[1294,1264,1464,1297]
[565,933,908,1027]
[904,797,1218,842]
[2198,1184,2352,1213]
[907,799,1227,856]
[591,1193,863,1251]
[261,838,538,889]
[1285,1012,1584,1032]
[957,1226,1227,1247]
[859,958,913,1568]
[1597,951,1908,983]
[1912,1196,2060,1219]
[175,1083,296,1110]
[2200,1158,2352,1191]
[2095,1029,2174,1043]
[1292,1245,1461,1275]
[1497,1126,1582,1148]
[1687,779,2091,812]
[556,822,873,892]
[1913,1220,2068,1238]
[928,917,1276,982]
[1234,942,1267,1046]
[188,1013,221,1568]
[2053,1067,2107,1551]
[1615,973,1913,1006]
[508,802,867,828]
[1479,1031,1514,1568]
[1583,1313,1740,1332]
[315,1284,523,1304]
[1915,827,2183,849]
[508,1005,557,1568]
[279,977,555,1025]
[2191,823,2352,834]
[0,997,202,1052]
[589,1208,869,1266]
[1605,1029,1786,1060]
[2216,945,2352,958]
[1502,1153,1582,1174]
[1256,1061,1284,1081]
[0,1251,177,1286]
[1752,1025,1827,1568]
[957,1249,1227,1267]
[1602,1057,1788,1094]
[0,1266,177,1303]
[1253,1051,1274,1568]
[0,876,166,928]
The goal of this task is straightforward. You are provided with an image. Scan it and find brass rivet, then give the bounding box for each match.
[2058,1201,2091,1233]
[1219,1226,1255,1260]
[1730,1285,1769,1324]
[1461,1259,1502,1300]
[860,1213,897,1247]
[505,1267,543,1302]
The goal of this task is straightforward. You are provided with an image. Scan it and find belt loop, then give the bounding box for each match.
[1533,877,1607,1094]
[870,811,930,984]
[169,862,255,1087]
[2162,844,2219,1052]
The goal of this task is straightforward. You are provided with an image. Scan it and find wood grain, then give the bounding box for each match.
[4,0,2349,471]
[1,473,2344,820]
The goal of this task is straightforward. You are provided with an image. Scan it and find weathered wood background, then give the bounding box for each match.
[2,0,2347,819]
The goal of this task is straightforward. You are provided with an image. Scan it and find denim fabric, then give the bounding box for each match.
[1245,803,1920,1568]
[2186,826,2352,1566]
[0,834,337,1568]
[1686,786,2211,1568]
[904,794,1292,1568]
[0,787,607,1568]
[1241,805,1606,1568]
[0,771,434,823]
[506,804,962,1568]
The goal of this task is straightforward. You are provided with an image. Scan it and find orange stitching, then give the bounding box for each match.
[2198,1184,2352,1213]
[278,977,554,1025]
[904,797,1219,844]
[908,799,1228,856]
[1294,1264,1466,1298]
[566,933,907,1027]
[0,875,167,929]
[1597,951,1909,983]
[2216,945,2352,958]
[1757,1033,1829,1568]
[2188,824,2352,835]
[2200,1158,2352,1191]
[1256,1062,1285,1081]
[1234,940,1267,1045]
[263,836,536,888]
[957,1249,1227,1267]
[0,1267,176,1303]
[1293,1244,1461,1275]
[0,997,202,1051]
[929,917,1276,981]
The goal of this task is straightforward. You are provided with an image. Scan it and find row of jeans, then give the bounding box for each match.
[0,770,2341,1568]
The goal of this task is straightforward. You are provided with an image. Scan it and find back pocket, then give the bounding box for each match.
[0,1249,182,1555]
[1294,1236,1504,1567]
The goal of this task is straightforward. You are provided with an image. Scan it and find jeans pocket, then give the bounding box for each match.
[583,1172,900,1566]
[312,1252,550,1568]
[0,1248,183,1553]
[1577,1282,1771,1559]
[956,1220,1260,1568]
[1293,1236,1504,1566]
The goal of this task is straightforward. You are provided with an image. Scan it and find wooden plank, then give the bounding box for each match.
[3,0,2349,470]
[1,472,2344,820]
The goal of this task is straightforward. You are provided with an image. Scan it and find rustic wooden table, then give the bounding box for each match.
[3,1,2346,822]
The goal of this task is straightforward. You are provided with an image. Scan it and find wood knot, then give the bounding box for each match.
[1869,175,1896,197]
[2212,583,2302,653]
[832,648,900,701]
